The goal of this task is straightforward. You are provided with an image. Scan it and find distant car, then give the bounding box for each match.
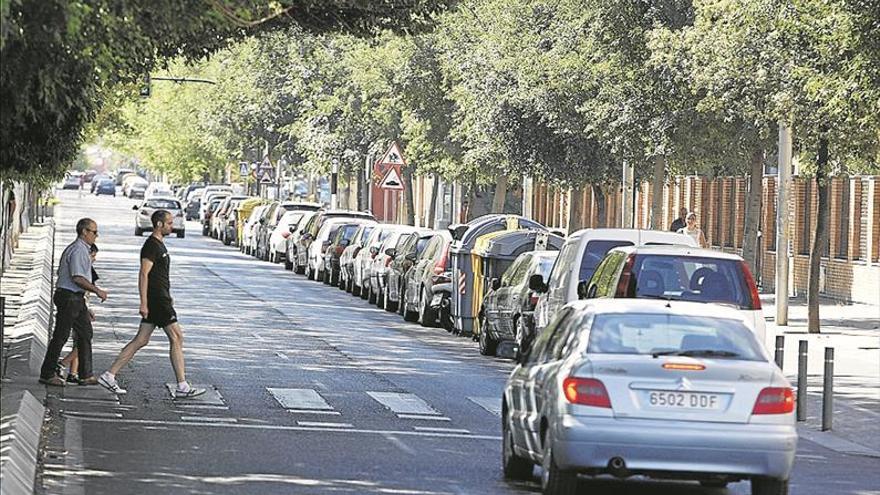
[338,223,376,292]
[502,299,795,495]
[479,250,558,356]
[352,224,399,300]
[322,220,376,285]
[306,218,373,281]
[127,181,148,199]
[145,182,174,200]
[115,168,134,185]
[383,229,433,312]
[241,205,269,256]
[268,211,307,264]
[583,245,766,347]
[82,170,98,183]
[133,197,185,237]
[90,174,111,193]
[201,196,227,236]
[293,209,375,275]
[400,231,453,325]
[62,172,83,190]
[93,179,117,197]
[369,226,420,307]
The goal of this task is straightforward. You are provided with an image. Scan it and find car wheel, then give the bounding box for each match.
[384,287,397,312]
[295,261,305,275]
[397,286,406,316]
[418,288,437,327]
[402,291,418,322]
[368,283,378,305]
[541,444,578,495]
[284,258,293,270]
[134,227,143,236]
[223,235,231,246]
[478,313,499,356]
[751,478,789,495]
[323,269,331,285]
[177,231,185,239]
[351,281,360,296]
[502,417,533,480]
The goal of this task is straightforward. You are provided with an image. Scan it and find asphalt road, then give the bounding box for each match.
[36,188,880,495]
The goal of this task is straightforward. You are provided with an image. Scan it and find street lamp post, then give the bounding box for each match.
[331,159,339,209]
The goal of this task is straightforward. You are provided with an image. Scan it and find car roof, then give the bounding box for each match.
[567,228,696,246]
[566,298,747,321]
[610,244,744,261]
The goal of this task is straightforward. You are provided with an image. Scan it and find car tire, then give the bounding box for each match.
[397,287,407,316]
[177,231,185,239]
[478,313,498,356]
[402,291,418,322]
[368,284,378,305]
[541,444,578,495]
[223,235,231,246]
[751,478,789,495]
[384,287,397,312]
[284,258,293,271]
[418,288,437,327]
[295,262,305,275]
[134,227,143,236]
[502,417,533,480]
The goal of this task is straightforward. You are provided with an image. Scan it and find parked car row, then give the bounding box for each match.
[193,203,793,495]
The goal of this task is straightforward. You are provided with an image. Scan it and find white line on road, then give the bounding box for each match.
[367,391,440,416]
[468,396,502,417]
[175,404,230,410]
[287,409,341,416]
[268,388,334,411]
[397,414,451,422]
[296,421,353,428]
[412,426,471,434]
[62,411,123,419]
[180,416,239,423]
[69,416,500,441]
[62,418,85,495]
[275,351,289,359]
[382,433,417,456]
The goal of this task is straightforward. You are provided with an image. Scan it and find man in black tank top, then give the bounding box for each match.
[99,210,205,398]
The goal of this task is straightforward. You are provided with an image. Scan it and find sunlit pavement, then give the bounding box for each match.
[36,189,880,495]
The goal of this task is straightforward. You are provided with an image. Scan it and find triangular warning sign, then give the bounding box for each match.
[379,142,406,166]
[260,170,274,184]
[379,166,405,190]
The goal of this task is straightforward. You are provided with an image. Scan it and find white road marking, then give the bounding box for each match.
[62,418,85,495]
[367,392,440,416]
[175,404,229,410]
[62,411,123,419]
[275,351,289,359]
[397,414,451,422]
[287,409,341,416]
[412,426,471,434]
[383,433,417,455]
[468,396,502,417]
[180,416,238,423]
[70,416,500,441]
[296,421,353,428]
[268,387,334,411]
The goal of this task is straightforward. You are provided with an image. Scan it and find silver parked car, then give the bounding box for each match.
[502,299,796,495]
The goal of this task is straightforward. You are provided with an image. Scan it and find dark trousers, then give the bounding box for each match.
[40,289,93,379]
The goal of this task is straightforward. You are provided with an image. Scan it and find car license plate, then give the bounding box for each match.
[647,391,720,410]
[431,294,443,306]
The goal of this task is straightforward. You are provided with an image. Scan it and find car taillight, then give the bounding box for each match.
[752,387,794,414]
[562,377,611,408]
[738,261,762,310]
[614,254,637,297]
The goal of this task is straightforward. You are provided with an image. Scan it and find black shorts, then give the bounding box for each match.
[142,298,178,328]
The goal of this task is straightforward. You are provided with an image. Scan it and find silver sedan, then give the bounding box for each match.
[133,197,185,238]
[502,299,796,495]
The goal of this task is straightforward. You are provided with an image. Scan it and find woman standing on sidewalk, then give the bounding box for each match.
[678,212,709,249]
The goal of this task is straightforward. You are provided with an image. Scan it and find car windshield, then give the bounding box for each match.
[535,256,556,279]
[586,313,766,361]
[579,240,634,282]
[144,199,180,209]
[629,254,755,309]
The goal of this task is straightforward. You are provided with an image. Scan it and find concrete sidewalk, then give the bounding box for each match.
[761,294,880,458]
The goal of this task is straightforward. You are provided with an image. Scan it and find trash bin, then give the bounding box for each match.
[448,214,546,336]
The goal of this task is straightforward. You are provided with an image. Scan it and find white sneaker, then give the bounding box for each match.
[98,372,127,394]
[174,384,206,399]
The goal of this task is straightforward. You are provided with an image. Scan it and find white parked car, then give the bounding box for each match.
[532,228,697,333]
[133,197,185,237]
[502,299,796,495]
[241,205,268,256]
[144,182,173,199]
[268,211,307,264]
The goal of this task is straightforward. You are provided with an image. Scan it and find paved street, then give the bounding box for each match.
[35,190,880,495]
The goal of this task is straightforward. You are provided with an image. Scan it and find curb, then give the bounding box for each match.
[1,220,56,495]
[797,427,880,458]
[0,391,46,495]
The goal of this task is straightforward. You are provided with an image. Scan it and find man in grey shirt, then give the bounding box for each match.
[39,218,108,386]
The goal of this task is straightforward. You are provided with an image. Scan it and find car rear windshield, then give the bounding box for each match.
[628,255,756,309]
[145,199,180,209]
[579,240,634,282]
[587,313,765,361]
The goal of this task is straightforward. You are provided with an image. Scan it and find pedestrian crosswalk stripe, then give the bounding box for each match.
[297,421,353,428]
[287,409,341,416]
[413,426,471,434]
[468,396,502,417]
[181,416,238,423]
[268,388,334,411]
[367,392,440,416]
[396,414,451,422]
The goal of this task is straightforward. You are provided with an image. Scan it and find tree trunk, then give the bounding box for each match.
[651,155,666,230]
[402,166,416,226]
[592,183,606,228]
[491,175,508,213]
[568,185,584,232]
[807,137,830,333]
[427,175,439,228]
[357,162,366,211]
[741,149,764,277]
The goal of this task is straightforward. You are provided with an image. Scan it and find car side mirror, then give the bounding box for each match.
[288,225,296,233]
[131,205,139,210]
[491,278,501,291]
[528,274,547,293]
[370,246,379,256]
[577,281,589,299]
[259,218,265,224]
[405,252,417,262]
[385,248,397,258]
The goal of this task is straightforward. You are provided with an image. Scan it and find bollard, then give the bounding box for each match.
[822,347,834,431]
[774,335,785,369]
[797,340,808,422]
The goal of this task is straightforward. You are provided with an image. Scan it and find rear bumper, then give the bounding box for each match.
[552,415,796,480]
